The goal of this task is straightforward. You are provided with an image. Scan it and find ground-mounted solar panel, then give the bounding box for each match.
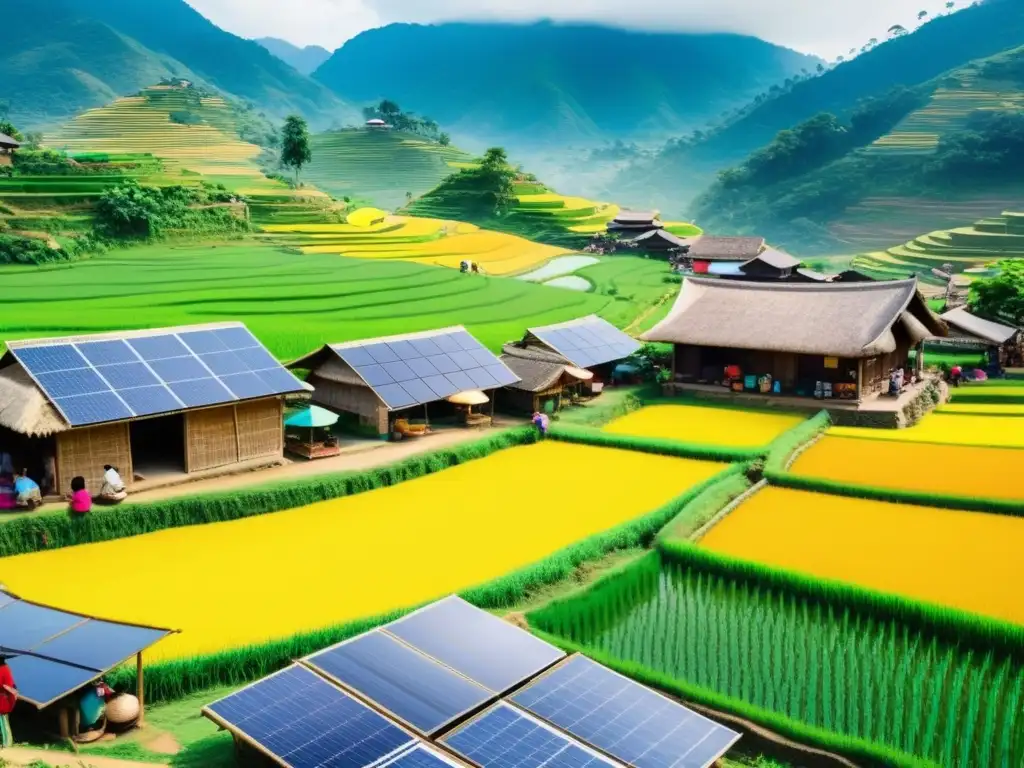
[305,630,492,736]
[385,596,565,694]
[205,664,415,768]
[511,656,740,768]
[31,620,169,672]
[331,327,520,411]
[5,654,100,708]
[380,745,464,767]
[0,601,85,650]
[529,316,641,370]
[10,323,305,428]
[440,703,618,768]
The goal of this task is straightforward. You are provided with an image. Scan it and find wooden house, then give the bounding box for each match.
[498,344,593,414]
[940,307,1022,369]
[607,210,663,233]
[626,229,690,253]
[0,323,307,496]
[0,132,20,167]
[289,327,520,438]
[644,277,947,401]
[720,248,828,283]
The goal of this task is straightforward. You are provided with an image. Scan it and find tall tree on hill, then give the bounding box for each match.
[0,120,22,141]
[482,147,508,170]
[281,115,312,186]
[378,100,401,123]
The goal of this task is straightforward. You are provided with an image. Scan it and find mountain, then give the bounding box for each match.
[0,0,352,128]
[612,0,1024,214]
[255,38,332,75]
[313,22,819,148]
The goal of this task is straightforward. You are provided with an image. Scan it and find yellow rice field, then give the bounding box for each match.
[346,207,389,227]
[790,435,1024,500]
[604,404,805,448]
[830,413,1024,448]
[0,443,724,661]
[939,403,1024,415]
[699,487,1024,624]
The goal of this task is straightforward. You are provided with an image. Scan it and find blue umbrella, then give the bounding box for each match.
[284,405,339,429]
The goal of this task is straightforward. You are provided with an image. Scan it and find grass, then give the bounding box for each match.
[0,242,653,358]
[548,423,766,463]
[603,404,806,449]
[529,552,1024,768]
[0,442,727,662]
[698,486,1024,625]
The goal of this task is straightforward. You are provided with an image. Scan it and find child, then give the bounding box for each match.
[13,470,42,510]
[0,653,17,747]
[68,476,92,515]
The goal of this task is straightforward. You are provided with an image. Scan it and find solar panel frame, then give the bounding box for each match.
[52,391,133,427]
[5,654,102,709]
[379,745,465,767]
[510,655,740,768]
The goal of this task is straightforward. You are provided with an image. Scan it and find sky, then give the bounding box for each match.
[185,0,961,60]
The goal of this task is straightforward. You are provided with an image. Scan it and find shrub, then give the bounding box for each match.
[0,233,70,265]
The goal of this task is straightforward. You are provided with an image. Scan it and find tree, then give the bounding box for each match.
[481,147,508,170]
[0,120,23,141]
[280,115,312,186]
[918,10,929,21]
[378,100,401,122]
[970,261,1024,325]
[945,1,956,13]
[888,25,908,37]
[816,63,826,74]
[438,132,451,146]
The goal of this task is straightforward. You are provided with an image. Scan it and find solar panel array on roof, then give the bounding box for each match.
[206,665,415,768]
[529,316,640,369]
[440,703,616,768]
[331,327,519,410]
[387,596,565,693]
[0,590,172,708]
[10,324,304,428]
[380,745,464,767]
[512,655,740,768]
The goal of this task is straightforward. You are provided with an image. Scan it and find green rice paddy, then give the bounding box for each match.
[532,554,1024,768]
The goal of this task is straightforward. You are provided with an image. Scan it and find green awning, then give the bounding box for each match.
[284,405,339,429]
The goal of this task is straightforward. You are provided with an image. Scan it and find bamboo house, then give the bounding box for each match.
[0,322,308,496]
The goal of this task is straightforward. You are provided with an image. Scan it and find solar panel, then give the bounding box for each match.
[385,596,565,694]
[11,324,304,428]
[31,620,170,672]
[440,703,618,768]
[6,654,100,708]
[205,664,414,768]
[511,656,740,768]
[0,601,84,650]
[380,745,463,767]
[305,630,492,735]
[332,328,519,411]
[529,317,641,369]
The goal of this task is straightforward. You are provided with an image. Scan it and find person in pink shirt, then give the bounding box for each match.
[0,474,15,512]
[68,476,92,515]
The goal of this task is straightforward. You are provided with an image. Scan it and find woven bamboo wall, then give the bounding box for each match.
[57,423,132,495]
[186,406,238,472]
[236,399,283,461]
[309,376,388,434]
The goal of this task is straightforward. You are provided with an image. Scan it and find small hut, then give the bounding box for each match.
[289,326,520,438]
[607,210,663,233]
[719,248,829,283]
[0,132,20,167]
[0,322,307,495]
[365,118,389,129]
[644,277,947,401]
[511,315,641,395]
[940,307,1022,369]
[626,229,690,253]
[498,344,593,414]
[687,235,765,263]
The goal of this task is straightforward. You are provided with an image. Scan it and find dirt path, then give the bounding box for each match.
[0,747,163,767]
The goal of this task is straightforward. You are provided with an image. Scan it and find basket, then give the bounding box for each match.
[106,693,141,725]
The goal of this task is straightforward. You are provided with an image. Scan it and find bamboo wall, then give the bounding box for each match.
[56,423,132,496]
[308,376,389,435]
[236,399,283,461]
[186,405,238,472]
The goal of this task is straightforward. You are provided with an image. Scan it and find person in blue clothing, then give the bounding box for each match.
[13,470,41,510]
[79,680,114,732]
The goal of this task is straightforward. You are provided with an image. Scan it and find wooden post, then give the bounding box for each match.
[232,405,242,463]
[59,706,70,739]
[856,359,864,403]
[424,403,429,428]
[671,345,678,396]
[183,414,192,473]
[136,652,145,726]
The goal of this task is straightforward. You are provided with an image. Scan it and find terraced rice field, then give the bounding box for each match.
[940,403,1024,415]
[304,129,473,210]
[604,404,804,448]
[830,413,1024,448]
[0,443,726,660]
[533,555,1024,768]
[790,435,1023,500]
[699,487,1024,624]
[264,216,571,276]
[0,243,651,357]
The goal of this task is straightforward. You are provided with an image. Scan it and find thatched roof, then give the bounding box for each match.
[500,344,569,392]
[744,248,801,270]
[0,363,69,437]
[0,133,20,149]
[941,307,1018,345]
[613,210,658,224]
[688,236,765,261]
[643,277,947,358]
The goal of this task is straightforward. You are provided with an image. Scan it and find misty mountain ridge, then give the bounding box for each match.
[255,38,332,75]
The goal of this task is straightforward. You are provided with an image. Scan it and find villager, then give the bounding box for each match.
[950,364,962,388]
[100,465,126,501]
[0,474,15,512]
[13,470,42,510]
[79,680,114,732]
[42,455,56,496]
[531,411,549,437]
[0,653,17,747]
[68,476,92,515]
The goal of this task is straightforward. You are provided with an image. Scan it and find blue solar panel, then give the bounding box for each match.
[386,597,565,694]
[178,329,230,354]
[358,364,396,387]
[6,654,100,707]
[365,342,401,364]
[466,368,500,389]
[148,356,211,383]
[214,326,262,349]
[169,378,234,408]
[511,656,740,768]
[15,344,88,374]
[234,346,280,371]
[53,392,133,426]
[206,664,414,768]
[397,379,440,405]
[447,351,477,370]
[486,365,520,387]
[426,354,460,375]
[257,367,305,393]
[433,334,462,354]
[374,383,419,410]
[0,601,84,649]
[441,703,616,768]
[421,375,459,399]
[385,340,419,359]
[443,371,476,392]
[128,334,191,361]
[306,630,492,735]
[221,372,276,400]
[381,745,462,767]
[198,351,250,377]
[76,340,139,366]
[529,317,641,369]
[406,357,441,378]
[409,338,443,357]
[36,368,110,398]
[336,345,376,367]
[117,386,184,417]
[32,620,169,671]
[382,361,417,383]
[97,362,161,390]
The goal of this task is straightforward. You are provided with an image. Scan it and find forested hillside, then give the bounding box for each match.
[0,0,351,127]
[314,22,819,148]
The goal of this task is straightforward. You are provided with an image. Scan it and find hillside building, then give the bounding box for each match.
[0,323,308,497]
[644,277,946,405]
[607,210,663,233]
[717,248,828,283]
[687,235,766,265]
[626,229,690,253]
[940,307,1022,369]
[0,132,20,166]
[498,344,592,414]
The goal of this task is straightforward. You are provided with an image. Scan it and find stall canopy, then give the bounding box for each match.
[289,327,520,411]
[524,315,641,368]
[0,589,174,708]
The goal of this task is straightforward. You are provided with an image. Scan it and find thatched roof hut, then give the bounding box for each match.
[688,235,766,262]
[499,344,594,413]
[607,210,663,232]
[0,133,20,151]
[627,229,689,251]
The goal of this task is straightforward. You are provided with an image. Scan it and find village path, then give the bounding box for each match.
[0,746,161,767]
